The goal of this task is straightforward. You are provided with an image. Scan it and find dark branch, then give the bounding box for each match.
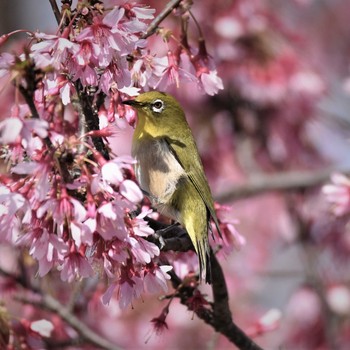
[141,0,183,39]
[215,167,347,202]
[210,251,264,350]
[18,85,53,149]
[18,85,40,120]
[75,81,110,160]
[48,0,62,24]
[16,57,54,149]
[145,217,194,252]
[148,225,265,350]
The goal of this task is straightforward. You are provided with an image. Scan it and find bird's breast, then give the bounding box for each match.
[132,137,186,218]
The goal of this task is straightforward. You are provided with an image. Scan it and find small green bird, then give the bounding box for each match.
[123,91,222,283]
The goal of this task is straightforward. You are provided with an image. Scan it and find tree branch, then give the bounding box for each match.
[17,293,122,350]
[18,84,54,149]
[215,167,347,202]
[148,225,265,350]
[141,0,183,39]
[75,81,110,160]
[48,0,62,24]
[0,268,122,350]
[210,251,264,350]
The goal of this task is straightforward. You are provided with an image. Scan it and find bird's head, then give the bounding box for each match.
[123,91,185,133]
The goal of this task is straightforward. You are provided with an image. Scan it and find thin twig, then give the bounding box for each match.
[215,167,348,202]
[141,0,183,39]
[49,0,62,24]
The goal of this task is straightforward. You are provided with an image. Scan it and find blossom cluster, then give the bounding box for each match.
[0,0,227,316]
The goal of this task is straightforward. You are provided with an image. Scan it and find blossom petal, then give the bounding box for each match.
[120,180,143,203]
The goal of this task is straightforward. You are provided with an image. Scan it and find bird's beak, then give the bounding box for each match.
[122,99,143,108]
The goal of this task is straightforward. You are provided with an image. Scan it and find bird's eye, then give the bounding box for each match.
[151,99,165,113]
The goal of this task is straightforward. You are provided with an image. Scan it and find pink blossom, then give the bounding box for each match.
[96,200,129,240]
[118,86,140,97]
[131,55,168,88]
[214,16,243,40]
[0,1,348,347]
[44,74,75,106]
[326,285,350,315]
[71,220,94,247]
[143,264,172,294]
[214,204,245,252]
[130,210,154,237]
[246,309,282,337]
[0,52,14,79]
[0,185,26,217]
[76,8,128,68]
[31,33,79,69]
[128,236,159,264]
[150,306,169,336]
[200,70,224,96]
[119,179,143,203]
[172,252,201,280]
[17,227,68,276]
[0,185,28,242]
[123,104,137,125]
[0,105,48,153]
[322,173,350,216]
[0,118,22,144]
[75,40,93,66]
[37,188,87,228]
[72,64,98,87]
[101,161,124,186]
[102,253,117,278]
[30,319,54,337]
[289,71,325,95]
[107,240,129,264]
[155,51,197,90]
[59,251,94,282]
[186,290,210,313]
[118,274,143,309]
[92,156,135,195]
[124,4,155,21]
[286,288,321,325]
[130,58,147,86]
[102,263,144,309]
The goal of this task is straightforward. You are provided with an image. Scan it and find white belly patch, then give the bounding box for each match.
[132,138,186,207]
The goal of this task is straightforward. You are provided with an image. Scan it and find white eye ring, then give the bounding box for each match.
[151,99,165,113]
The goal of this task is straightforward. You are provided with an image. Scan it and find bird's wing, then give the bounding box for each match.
[164,133,223,238]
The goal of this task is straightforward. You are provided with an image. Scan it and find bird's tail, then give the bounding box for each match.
[175,184,211,283]
[196,233,211,283]
[185,217,211,284]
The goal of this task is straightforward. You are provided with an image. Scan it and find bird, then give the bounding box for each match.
[123,91,222,283]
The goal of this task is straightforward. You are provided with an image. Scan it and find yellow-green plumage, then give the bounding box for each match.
[123,91,222,283]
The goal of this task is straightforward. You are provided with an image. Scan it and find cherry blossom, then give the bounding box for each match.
[59,249,94,282]
[30,319,54,338]
[322,173,350,216]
